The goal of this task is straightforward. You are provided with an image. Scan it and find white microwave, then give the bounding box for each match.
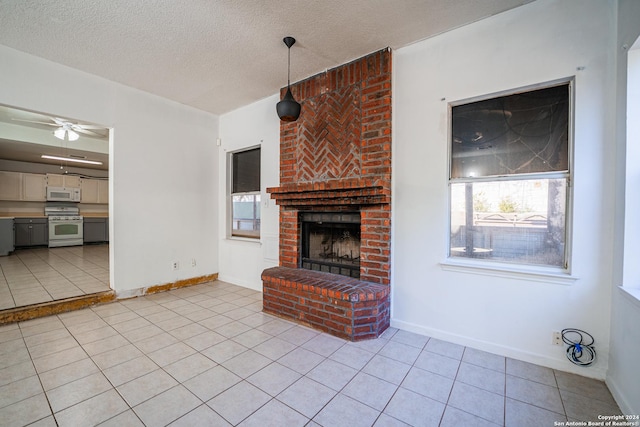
[46,186,81,202]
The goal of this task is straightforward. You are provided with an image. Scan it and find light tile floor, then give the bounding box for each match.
[0,244,110,309]
[0,281,622,426]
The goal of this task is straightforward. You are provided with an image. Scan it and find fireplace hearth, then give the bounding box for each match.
[301,212,360,278]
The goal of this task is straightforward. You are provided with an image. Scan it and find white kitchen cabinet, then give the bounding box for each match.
[46,173,81,188]
[46,173,64,187]
[21,173,47,201]
[0,171,46,201]
[80,178,98,203]
[0,171,22,200]
[97,179,108,203]
[66,175,82,187]
[80,178,108,204]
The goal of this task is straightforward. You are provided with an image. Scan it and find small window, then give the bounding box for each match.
[449,83,571,268]
[230,147,261,238]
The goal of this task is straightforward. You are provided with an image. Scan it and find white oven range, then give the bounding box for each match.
[45,205,83,247]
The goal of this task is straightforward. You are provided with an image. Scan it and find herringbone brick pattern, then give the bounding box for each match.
[295,85,361,182]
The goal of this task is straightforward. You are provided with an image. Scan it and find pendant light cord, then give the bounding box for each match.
[287,46,291,87]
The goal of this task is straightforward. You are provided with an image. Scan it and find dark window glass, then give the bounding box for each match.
[232,148,260,193]
[451,84,569,179]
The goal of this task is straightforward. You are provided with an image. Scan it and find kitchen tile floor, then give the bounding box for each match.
[0,280,623,426]
[0,244,110,309]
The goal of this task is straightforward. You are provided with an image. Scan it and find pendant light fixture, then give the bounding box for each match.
[276,36,301,122]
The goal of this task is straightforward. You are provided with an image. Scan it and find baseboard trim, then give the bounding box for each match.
[0,290,116,325]
[144,273,219,295]
[0,273,220,325]
[391,318,608,380]
[606,375,637,415]
[115,273,219,300]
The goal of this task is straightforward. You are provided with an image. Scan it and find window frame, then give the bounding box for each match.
[445,79,575,277]
[228,145,261,240]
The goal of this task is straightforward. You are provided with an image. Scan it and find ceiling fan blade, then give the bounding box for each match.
[11,118,58,126]
[52,117,71,125]
[77,124,106,130]
[72,127,104,137]
[12,116,107,138]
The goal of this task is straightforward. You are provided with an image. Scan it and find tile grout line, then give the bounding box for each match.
[553,369,570,422]
[20,318,68,426]
[503,353,507,427]
[443,341,470,426]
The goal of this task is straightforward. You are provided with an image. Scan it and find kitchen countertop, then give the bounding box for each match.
[0,213,108,218]
[0,214,47,218]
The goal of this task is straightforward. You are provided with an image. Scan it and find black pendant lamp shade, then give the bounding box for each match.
[277,87,301,122]
[277,36,301,122]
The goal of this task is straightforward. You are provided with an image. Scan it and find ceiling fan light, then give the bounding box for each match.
[54,128,66,140]
[53,128,80,141]
[67,129,79,141]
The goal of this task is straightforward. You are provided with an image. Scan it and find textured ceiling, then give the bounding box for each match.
[0,0,533,115]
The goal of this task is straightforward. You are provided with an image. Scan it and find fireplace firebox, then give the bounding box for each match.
[300,212,360,278]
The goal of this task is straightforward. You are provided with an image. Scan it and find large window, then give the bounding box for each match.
[449,83,571,269]
[230,147,260,238]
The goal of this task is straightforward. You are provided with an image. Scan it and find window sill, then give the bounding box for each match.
[619,286,640,310]
[225,236,262,244]
[439,259,579,285]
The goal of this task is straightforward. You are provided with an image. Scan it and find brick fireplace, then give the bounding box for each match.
[262,48,392,341]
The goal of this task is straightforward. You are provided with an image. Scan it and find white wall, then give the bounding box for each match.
[620,20,640,292]
[0,45,219,296]
[608,2,640,412]
[608,288,640,414]
[392,0,617,378]
[218,95,280,290]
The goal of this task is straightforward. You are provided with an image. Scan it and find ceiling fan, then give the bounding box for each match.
[11,116,106,141]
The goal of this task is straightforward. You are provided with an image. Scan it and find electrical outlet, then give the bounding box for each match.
[172,261,179,271]
[552,331,562,346]
[191,258,196,267]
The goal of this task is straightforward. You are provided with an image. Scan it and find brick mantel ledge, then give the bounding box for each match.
[267,177,390,207]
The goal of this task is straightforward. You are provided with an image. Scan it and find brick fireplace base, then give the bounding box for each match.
[261,266,390,341]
